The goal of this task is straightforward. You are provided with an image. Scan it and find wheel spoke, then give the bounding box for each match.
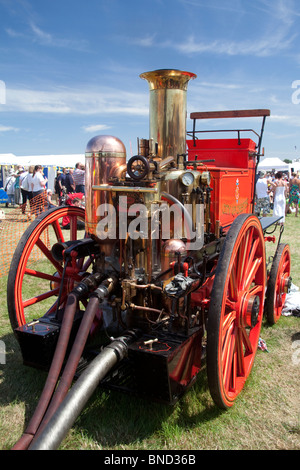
[52,218,65,243]
[223,324,236,393]
[236,327,245,377]
[228,259,238,301]
[244,259,263,291]
[35,238,63,273]
[22,288,60,308]
[237,228,253,290]
[70,216,78,240]
[240,325,253,355]
[242,236,260,289]
[225,298,236,311]
[24,268,62,283]
[45,292,69,315]
[222,309,236,339]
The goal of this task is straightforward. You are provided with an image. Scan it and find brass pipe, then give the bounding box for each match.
[92,184,158,193]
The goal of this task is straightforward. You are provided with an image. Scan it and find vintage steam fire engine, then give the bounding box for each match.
[7,69,291,449]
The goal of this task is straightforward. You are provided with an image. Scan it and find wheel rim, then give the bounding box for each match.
[272,245,291,323]
[207,215,266,408]
[7,206,89,329]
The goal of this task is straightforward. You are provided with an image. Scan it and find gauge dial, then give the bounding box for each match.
[181,171,195,186]
[200,171,211,185]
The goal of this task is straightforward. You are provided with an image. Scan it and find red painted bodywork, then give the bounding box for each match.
[187,138,257,233]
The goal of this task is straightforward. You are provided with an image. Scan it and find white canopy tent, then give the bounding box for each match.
[16,154,85,192]
[0,153,84,167]
[0,153,17,165]
[257,157,289,173]
[16,154,84,168]
[0,154,85,191]
[289,161,300,174]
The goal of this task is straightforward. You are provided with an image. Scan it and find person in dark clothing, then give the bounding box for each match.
[57,168,67,196]
[64,169,75,193]
[54,171,62,197]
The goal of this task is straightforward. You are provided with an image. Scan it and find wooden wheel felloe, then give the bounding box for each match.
[7,206,88,331]
[265,243,291,325]
[206,214,266,409]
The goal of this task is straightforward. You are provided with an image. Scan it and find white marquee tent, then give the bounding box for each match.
[289,161,300,174]
[14,154,85,168]
[0,153,84,167]
[257,157,289,173]
[0,153,84,191]
[0,153,17,165]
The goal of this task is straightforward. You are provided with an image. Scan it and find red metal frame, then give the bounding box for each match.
[187,138,257,233]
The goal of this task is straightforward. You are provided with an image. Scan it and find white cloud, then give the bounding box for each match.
[134,0,298,58]
[29,21,89,51]
[269,114,300,126]
[167,28,296,57]
[0,125,19,132]
[5,28,24,38]
[5,21,89,51]
[127,34,156,47]
[82,124,111,133]
[2,86,148,116]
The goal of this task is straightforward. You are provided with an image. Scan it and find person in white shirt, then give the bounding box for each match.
[255,170,270,217]
[4,168,16,207]
[30,165,48,216]
[19,168,29,214]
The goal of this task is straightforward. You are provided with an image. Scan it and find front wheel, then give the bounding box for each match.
[265,243,291,325]
[7,206,89,331]
[206,214,266,409]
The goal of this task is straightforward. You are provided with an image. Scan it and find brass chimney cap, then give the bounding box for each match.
[140,69,197,91]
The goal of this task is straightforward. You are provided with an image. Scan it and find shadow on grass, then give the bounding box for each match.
[1,331,224,450]
[69,364,224,449]
[0,332,48,425]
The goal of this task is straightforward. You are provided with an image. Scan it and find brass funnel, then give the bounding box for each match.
[140,69,196,159]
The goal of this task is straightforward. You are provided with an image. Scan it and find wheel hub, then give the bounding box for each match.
[242,294,260,328]
[280,274,292,294]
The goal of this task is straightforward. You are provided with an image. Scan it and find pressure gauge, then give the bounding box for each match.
[200,171,211,186]
[181,171,195,187]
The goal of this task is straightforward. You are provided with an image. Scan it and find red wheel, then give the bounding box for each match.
[7,206,89,331]
[206,214,266,409]
[265,243,291,325]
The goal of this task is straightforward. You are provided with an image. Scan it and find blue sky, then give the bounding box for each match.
[0,0,300,161]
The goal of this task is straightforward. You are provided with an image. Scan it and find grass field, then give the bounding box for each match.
[0,208,299,450]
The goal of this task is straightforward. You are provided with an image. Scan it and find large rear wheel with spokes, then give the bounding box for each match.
[206,214,266,409]
[7,206,91,331]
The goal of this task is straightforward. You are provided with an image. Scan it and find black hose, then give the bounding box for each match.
[29,332,139,450]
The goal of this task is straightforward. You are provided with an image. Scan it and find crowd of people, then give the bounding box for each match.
[54,162,85,199]
[3,162,299,228]
[3,161,85,218]
[255,170,300,224]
